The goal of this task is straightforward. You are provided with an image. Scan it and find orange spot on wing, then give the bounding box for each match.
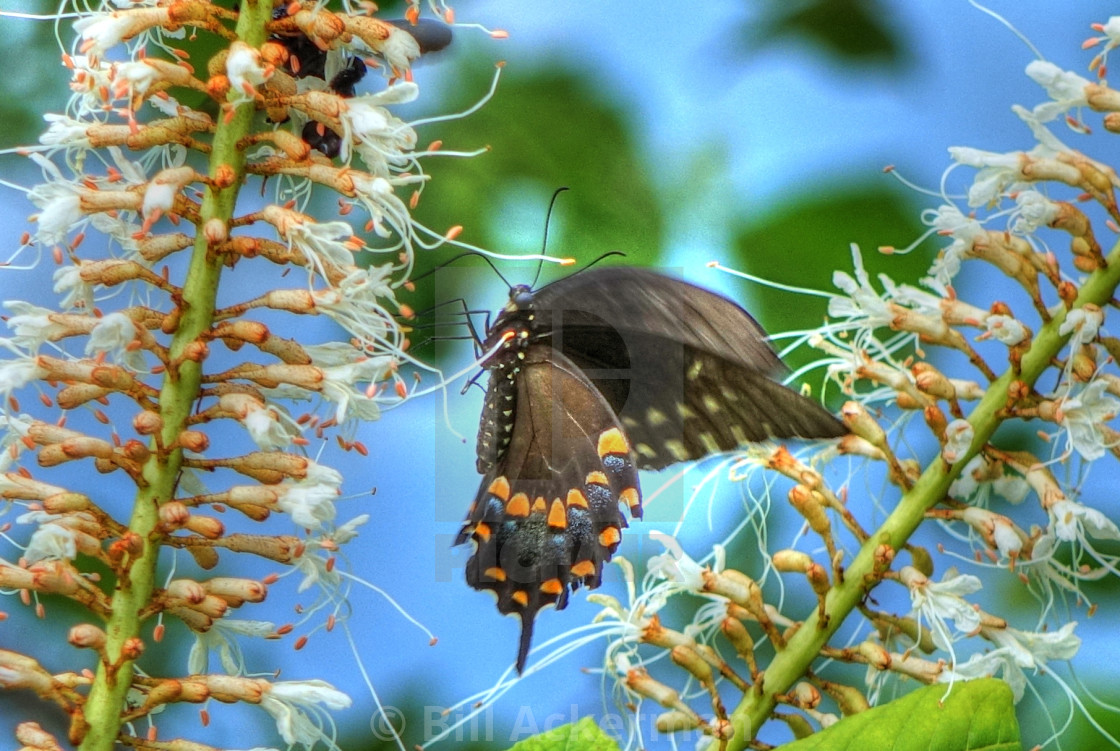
[506,493,530,517]
[566,488,589,509]
[620,487,641,512]
[511,590,529,607]
[483,567,507,582]
[474,522,491,542]
[570,560,596,578]
[547,499,567,529]
[487,476,511,502]
[540,579,563,596]
[597,427,629,457]
[531,496,546,514]
[599,526,621,548]
[585,470,609,486]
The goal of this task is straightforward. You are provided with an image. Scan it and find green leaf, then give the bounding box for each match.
[411,62,663,266]
[506,716,621,751]
[403,61,664,365]
[729,182,926,390]
[741,0,910,69]
[780,679,1021,751]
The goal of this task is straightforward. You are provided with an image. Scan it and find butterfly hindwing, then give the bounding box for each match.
[459,345,641,673]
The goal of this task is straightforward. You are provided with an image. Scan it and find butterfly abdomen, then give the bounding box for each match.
[475,369,517,474]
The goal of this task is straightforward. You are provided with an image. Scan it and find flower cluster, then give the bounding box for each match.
[0,1,487,749]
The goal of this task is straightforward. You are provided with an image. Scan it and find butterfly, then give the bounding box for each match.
[454,266,846,672]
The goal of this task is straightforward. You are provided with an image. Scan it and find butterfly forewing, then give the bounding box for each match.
[531,266,786,375]
[534,268,846,469]
[458,345,642,673]
[610,341,846,470]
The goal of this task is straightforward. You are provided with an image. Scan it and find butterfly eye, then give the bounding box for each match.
[511,286,534,308]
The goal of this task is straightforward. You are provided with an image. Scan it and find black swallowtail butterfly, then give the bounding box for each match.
[455,266,846,673]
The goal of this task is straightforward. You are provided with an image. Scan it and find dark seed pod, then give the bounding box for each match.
[388,18,454,54]
[301,120,343,159]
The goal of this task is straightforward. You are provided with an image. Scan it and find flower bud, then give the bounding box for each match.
[772,549,812,573]
[203,218,228,245]
[857,641,891,670]
[791,681,820,709]
[132,410,163,436]
[178,430,209,452]
[626,668,680,708]
[121,637,145,660]
[201,577,267,606]
[41,493,92,514]
[655,710,700,733]
[841,401,888,447]
[185,515,224,539]
[941,419,974,464]
[158,501,190,530]
[15,722,63,749]
[68,624,107,650]
[671,644,713,685]
[166,579,206,604]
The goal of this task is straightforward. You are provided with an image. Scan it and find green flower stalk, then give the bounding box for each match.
[0,2,489,749]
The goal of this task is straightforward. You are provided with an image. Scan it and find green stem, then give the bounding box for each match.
[76,4,273,749]
[727,243,1120,749]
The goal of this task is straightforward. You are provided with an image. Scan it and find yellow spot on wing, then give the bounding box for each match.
[665,439,690,461]
[699,432,721,454]
[731,424,749,445]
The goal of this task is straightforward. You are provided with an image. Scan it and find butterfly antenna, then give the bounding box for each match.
[555,250,629,285]
[583,250,627,269]
[411,250,515,290]
[531,186,570,289]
